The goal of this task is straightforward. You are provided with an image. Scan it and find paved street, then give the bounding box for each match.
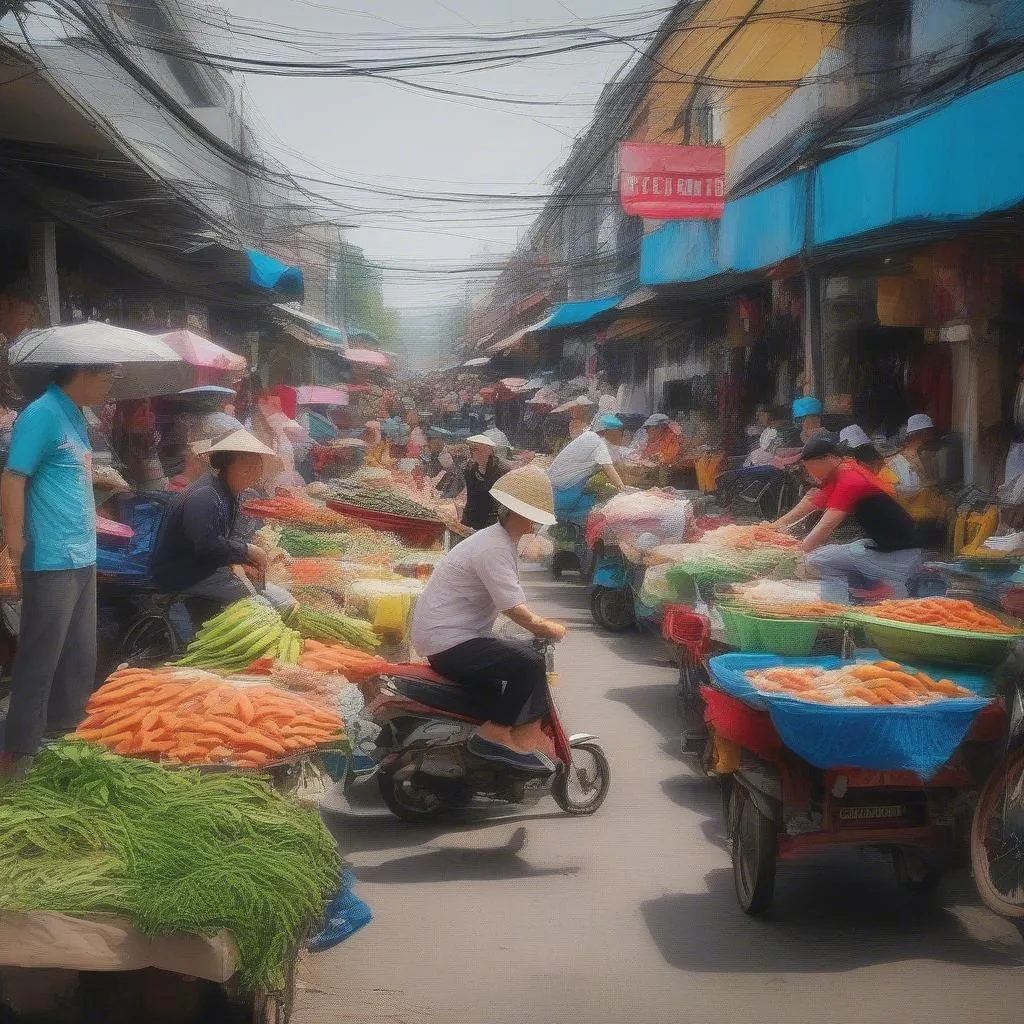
[297,572,1024,1024]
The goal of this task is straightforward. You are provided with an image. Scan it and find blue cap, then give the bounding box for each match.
[792,396,823,420]
[595,414,624,432]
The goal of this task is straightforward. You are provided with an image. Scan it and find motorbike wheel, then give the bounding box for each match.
[114,614,180,671]
[590,586,635,633]
[970,748,1024,919]
[377,772,444,823]
[553,740,611,816]
[731,784,777,917]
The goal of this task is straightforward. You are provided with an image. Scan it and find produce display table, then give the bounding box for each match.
[326,499,445,548]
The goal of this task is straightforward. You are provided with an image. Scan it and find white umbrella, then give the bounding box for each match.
[9,322,193,400]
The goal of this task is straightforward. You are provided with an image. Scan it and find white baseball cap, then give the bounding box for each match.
[906,414,936,435]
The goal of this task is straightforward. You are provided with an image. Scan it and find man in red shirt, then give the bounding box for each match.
[773,436,923,603]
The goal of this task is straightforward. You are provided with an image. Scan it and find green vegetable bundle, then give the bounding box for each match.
[176,598,302,671]
[326,484,439,522]
[0,742,340,990]
[289,604,381,653]
[278,527,348,558]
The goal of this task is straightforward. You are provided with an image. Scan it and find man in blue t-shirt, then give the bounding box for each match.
[0,363,117,773]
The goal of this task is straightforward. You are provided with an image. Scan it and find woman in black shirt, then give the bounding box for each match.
[460,434,513,532]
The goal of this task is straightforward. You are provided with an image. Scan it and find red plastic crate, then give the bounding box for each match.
[661,604,710,661]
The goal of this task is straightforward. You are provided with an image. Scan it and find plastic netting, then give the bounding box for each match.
[585,490,693,548]
[707,653,993,779]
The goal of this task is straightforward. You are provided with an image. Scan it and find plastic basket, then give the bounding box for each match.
[326,500,445,548]
[718,605,759,650]
[845,612,1021,669]
[751,616,823,657]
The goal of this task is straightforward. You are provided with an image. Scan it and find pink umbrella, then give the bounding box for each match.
[293,385,349,407]
[159,330,247,386]
[345,348,392,369]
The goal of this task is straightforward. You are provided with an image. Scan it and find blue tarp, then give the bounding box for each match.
[641,172,806,286]
[247,249,304,296]
[815,69,1024,245]
[642,69,1024,285]
[708,652,992,780]
[537,295,625,331]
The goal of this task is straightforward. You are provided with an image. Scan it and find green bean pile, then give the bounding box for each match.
[0,742,340,991]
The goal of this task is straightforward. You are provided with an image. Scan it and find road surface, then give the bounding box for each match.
[295,572,1024,1024]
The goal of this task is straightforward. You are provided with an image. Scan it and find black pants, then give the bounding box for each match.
[428,637,550,727]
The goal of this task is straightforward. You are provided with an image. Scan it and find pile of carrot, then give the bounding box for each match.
[76,666,345,767]
[243,496,350,531]
[746,661,974,707]
[701,524,801,551]
[739,599,848,620]
[861,597,1019,634]
[297,640,389,682]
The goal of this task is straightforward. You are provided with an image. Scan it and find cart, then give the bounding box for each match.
[326,499,446,548]
[703,653,1005,916]
[0,911,300,1023]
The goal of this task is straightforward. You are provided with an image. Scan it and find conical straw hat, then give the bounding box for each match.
[490,465,556,526]
[203,428,276,457]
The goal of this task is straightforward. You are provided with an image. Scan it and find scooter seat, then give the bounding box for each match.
[390,675,493,722]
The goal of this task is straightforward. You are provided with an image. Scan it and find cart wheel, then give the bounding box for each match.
[553,740,611,816]
[590,586,635,633]
[731,784,777,917]
[378,772,444,822]
[970,748,1024,920]
[891,848,942,895]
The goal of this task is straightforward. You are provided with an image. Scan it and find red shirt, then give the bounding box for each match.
[811,461,884,513]
[811,463,919,552]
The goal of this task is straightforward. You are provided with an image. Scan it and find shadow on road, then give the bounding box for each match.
[353,825,582,884]
[642,865,1024,973]
[660,772,728,849]
[606,682,682,744]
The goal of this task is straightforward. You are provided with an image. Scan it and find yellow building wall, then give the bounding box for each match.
[634,0,847,153]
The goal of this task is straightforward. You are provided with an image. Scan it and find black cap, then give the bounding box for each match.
[801,433,839,461]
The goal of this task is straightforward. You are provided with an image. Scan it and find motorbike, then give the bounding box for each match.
[356,639,611,822]
[970,640,1024,936]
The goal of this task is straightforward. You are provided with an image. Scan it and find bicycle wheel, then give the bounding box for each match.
[971,748,1024,919]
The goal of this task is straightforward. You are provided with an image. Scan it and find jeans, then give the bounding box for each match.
[5,565,97,756]
[806,540,924,604]
[428,637,550,727]
[170,568,295,643]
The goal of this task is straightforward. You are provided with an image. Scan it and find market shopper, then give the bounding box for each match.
[546,414,626,522]
[460,434,513,532]
[150,429,291,619]
[773,435,923,603]
[411,465,565,774]
[838,424,898,492]
[0,364,118,771]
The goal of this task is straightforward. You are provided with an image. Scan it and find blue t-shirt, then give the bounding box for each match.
[6,384,96,571]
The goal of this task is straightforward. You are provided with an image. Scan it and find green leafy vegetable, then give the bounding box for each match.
[0,742,340,991]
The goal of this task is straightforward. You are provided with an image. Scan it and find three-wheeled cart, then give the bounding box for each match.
[703,652,1006,916]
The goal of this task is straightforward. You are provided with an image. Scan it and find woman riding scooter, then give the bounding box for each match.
[411,465,566,775]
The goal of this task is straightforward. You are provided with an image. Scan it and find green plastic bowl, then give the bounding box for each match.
[847,613,1020,669]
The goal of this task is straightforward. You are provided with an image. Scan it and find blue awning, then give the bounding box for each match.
[535,295,625,331]
[273,303,345,345]
[247,249,304,298]
[642,67,1024,288]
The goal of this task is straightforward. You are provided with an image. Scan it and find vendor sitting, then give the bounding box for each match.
[773,435,923,604]
[546,414,626,523]
[885,414,947,526]
[638,413,683,468]
[838,424,898,492]
[150,429,291,623]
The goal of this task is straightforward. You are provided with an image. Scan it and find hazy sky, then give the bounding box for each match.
[214,0,656,308]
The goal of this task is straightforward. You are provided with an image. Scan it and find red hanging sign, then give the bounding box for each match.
[619,143,726,220]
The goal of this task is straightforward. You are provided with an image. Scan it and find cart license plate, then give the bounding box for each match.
[839,805,903,821]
